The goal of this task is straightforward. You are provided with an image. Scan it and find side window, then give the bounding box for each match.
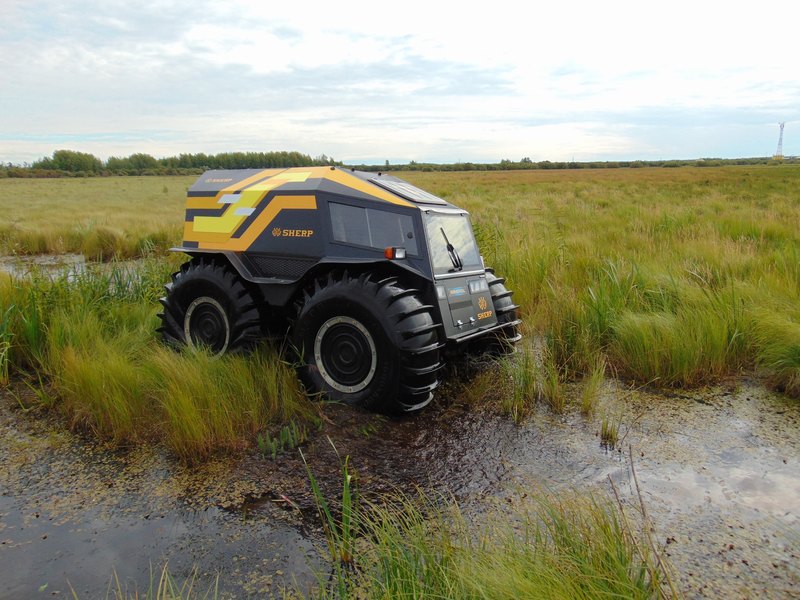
[368,210,418,255]
[330,202,418,255]
[330,203,370,247]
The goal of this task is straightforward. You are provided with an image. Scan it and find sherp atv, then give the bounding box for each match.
[158,167,520,412]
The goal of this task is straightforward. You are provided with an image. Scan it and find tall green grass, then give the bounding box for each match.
[0,176,187,259]
[81,563,218,600]
[3,166,800,457]
[306,454,674,599]
[0,260,316,461]
[406,165,800,397]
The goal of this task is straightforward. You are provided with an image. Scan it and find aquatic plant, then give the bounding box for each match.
[257,420,309,460]
[303,442,358,599]
[99,562,219,600]
[580,356,606,416]
[600,413,620,449]
[306,454,674,599]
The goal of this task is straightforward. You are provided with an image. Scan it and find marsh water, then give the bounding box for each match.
[1,376,798,598]
[0,254,89,279]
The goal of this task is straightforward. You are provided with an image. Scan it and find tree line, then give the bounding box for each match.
[353,156,797,172]
[1,149,796,178]
[0,149,341,178]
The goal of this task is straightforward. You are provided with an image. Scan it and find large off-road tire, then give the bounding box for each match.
[157,259,262,356]
[292,272,442,413]
[484,268,522,354]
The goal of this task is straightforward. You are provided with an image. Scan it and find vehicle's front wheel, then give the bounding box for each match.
[483,269,522,354]
[292,272,442,412]
[157,259,262,355]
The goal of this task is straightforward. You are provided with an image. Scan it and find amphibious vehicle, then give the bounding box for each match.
[158,167,520,412]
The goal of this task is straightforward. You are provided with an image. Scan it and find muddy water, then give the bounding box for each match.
[0,402,323,598]
[1,378,799,598]
[0,254,87,278]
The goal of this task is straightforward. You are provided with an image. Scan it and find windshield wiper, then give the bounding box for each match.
[440,227,463,272]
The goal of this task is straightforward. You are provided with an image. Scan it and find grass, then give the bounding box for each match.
[0,304,13,385]
[600,412,621,449]
[306,453,675,599]
[0,260,317,461]
[500,340,566,420]
[580,356,606,416]
[0,176,188,259]
[403,165,800,397]
[93,563,218,600]
[2,166,800,459]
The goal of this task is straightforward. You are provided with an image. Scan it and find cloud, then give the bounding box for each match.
[2,0,799,164]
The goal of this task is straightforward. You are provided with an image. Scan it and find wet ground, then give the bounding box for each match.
[0,254,87,279]
[1,376,799,598]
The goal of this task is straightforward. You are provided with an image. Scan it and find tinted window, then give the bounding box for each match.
[330,203,418,255]
[330,203,370,247]
[367,210,417,254]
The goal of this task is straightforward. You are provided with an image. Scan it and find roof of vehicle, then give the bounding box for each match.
[187,167,457,210]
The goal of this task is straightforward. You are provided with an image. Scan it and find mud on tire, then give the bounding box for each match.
[292,272,442,413]
[157,258,262,356]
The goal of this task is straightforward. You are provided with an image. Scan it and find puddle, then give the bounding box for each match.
[0,406,322,598]
[1,378,798,598]
[0,254,87,279]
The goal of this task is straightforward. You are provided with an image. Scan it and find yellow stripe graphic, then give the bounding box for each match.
[187,195,317,251]
[186,168,284,210]
[314,167,414,207]
[191,171,312,235]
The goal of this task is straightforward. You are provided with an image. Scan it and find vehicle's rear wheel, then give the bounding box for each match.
[292,272,442,412]
[157,259,262,355]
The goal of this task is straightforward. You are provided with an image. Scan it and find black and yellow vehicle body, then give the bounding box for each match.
[161,166,520,412]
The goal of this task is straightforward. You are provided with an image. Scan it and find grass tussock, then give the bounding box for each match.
[0,261,316,461]
[307,455,674,599]
[752,311,800,396]
[580,356,606,416]
[600,412,621,449]
[497,339,567,421]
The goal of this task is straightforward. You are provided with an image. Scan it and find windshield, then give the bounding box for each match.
[423,213,482,275]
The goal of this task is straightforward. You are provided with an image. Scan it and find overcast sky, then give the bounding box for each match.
[2,0,798,165]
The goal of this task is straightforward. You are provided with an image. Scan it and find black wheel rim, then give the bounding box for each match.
[314,316,377,393]
[185,296,230,355]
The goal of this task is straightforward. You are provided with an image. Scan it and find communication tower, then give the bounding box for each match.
[774,122,785,159]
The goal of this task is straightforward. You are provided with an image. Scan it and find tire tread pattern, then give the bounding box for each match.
[293,271,442,412]
[157,258,262,354]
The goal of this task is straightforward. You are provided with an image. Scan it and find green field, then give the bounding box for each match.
[0,176,189,259]
[4,166,799,598]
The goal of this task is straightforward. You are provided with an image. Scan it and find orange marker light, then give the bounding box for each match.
[384,247,407,260]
